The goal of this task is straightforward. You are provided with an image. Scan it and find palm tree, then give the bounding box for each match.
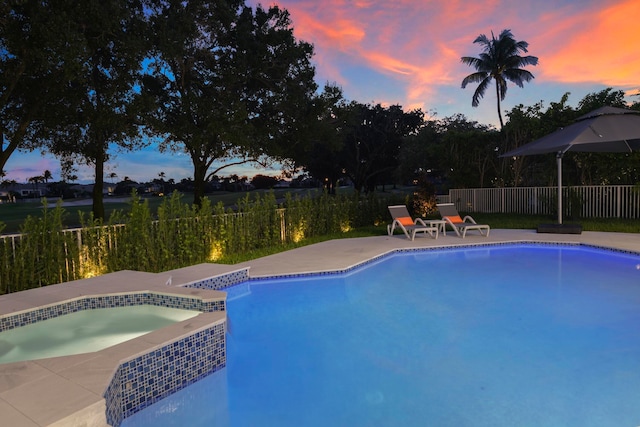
[28,176,44,195]
[43,170,53,184]
[461,29,538,129]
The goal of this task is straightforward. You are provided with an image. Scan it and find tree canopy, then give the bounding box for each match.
[301,97,423,194]
[1,0,78,175]
[3,3,639,210]
[141,0,317,206]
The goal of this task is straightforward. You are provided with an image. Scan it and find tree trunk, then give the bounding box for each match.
[92,149,105,220]
[0,117,30,174]
[495,83,504,129]
[192,159,208,207]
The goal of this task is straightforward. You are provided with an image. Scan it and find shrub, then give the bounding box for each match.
[0,190,403,294]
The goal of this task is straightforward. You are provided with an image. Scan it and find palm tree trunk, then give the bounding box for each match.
[495,83,504,129]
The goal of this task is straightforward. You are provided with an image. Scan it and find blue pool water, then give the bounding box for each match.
[122,244,640,427]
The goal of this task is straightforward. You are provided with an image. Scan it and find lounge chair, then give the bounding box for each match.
[436,203,490,238]
[387,205,438,240]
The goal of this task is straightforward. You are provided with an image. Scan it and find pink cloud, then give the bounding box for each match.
[272,0,535,107]
[4,157,59,183]
[258,0,636,118]
[534,0,640,87]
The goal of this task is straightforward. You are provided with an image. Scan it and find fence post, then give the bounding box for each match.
[278,208,286,242]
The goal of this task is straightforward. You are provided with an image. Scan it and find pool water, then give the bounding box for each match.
[122,244,640,427]
[0,305,201,364]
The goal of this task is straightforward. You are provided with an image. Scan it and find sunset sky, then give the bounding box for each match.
[4,0,639,184]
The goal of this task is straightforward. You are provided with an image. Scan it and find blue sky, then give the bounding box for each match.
[4,0,639,184]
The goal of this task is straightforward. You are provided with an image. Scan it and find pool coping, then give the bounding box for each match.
[241,240,640,284]
[0,267,234,427]
[233,229,640,281]
[1,229,639,426]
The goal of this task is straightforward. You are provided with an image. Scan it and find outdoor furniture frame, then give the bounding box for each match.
[387,205,438,240]
[436,203,490,238]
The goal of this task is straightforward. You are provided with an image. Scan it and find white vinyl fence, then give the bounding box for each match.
[443,185,640,219]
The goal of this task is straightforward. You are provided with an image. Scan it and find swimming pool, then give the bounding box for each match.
[122,244,640,427]
[0,305,201,364]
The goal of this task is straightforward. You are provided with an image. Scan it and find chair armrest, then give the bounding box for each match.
[414,218,427,226]
[463,215,477,224]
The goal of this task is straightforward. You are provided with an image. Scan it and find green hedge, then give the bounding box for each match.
[0,191,405,294]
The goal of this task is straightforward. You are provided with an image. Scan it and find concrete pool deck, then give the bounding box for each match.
[235,228,640,277]
[1,229,639,426]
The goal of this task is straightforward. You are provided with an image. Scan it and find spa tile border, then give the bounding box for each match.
[104,322,226,427]
[182,268,250,290]
[0,291,225,333]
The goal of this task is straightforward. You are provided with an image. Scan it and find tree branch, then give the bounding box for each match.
[205,158,269,181]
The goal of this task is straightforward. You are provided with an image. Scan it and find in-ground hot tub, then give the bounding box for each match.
[0,304,201,364]
[0,267,248,427]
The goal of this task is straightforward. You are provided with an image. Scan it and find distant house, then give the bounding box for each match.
[0,183,44,199]
[274,180,291,188]
[144,183,163,195]
[19,188,44,198]
[0,191,15,203]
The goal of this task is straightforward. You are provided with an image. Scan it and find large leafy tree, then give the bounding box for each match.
[142,0,317,206]
[461,29,538,129]
[398,114,499,190]
[298,84,350,194]
[339,103,423,193]
[441,115,499,188]
[0,1,77,175]
[395,119,443,186]
[55,1,146,219]
[2,1,148,218]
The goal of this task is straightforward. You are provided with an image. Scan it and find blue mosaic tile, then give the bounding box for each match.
[0,291,225,333]
[184,268,250,290]
[104,322,226,427]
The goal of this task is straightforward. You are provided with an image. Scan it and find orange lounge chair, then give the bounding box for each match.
[387,205,438,240]
[436,203,490,238]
